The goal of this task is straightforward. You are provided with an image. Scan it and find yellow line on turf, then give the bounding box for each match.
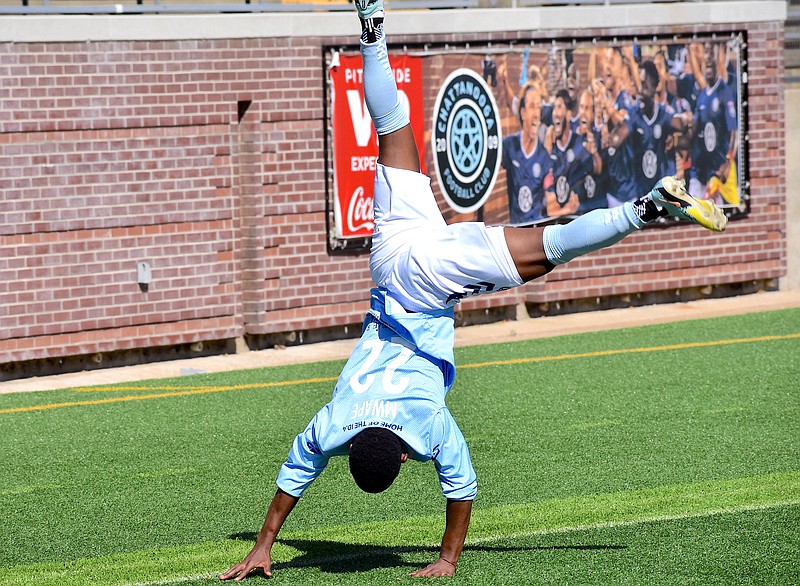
[0,377,338,414]
[2,332,798,415]
[460,332,800,369]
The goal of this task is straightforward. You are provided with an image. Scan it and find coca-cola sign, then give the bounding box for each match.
[329,53,425,239]
[347,186,374,233]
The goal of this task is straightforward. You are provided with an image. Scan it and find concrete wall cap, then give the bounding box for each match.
[0,2,787,43]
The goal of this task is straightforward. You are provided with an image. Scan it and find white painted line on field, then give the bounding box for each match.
[126,573,217,586]
[125,499,800,586]
[468,499,800,545]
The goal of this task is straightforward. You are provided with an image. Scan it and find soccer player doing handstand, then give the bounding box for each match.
[220,1,726,581]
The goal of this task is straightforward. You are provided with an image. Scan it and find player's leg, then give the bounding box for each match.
[503,202,650,282]
[505,175,728,283]
[356,0,419,172]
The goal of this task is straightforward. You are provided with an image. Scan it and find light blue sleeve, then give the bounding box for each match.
[276,416,330,498]
[432,409,477,501]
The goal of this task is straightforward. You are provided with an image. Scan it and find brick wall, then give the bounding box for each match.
[0,17,786,372]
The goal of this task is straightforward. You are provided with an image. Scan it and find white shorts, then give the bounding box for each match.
[369,164,523,312]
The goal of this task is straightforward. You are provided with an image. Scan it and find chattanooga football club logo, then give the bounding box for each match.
[432,68,502,214]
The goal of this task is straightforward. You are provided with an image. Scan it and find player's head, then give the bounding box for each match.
[349,427,408,493]
[578,88,593,135]
[552,88,571,139]
[640,60,659,108]
[518,81,543,135]
[566,62,581,102]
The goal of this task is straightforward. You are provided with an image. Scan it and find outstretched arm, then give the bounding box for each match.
[219,489,299,581]
[410,499,473,578]
[688,43,707,91]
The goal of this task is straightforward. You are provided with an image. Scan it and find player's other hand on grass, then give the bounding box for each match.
[409,557,457,578]
[219,546,272,582]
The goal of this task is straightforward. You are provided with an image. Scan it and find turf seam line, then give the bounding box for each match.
[122,499,800,586]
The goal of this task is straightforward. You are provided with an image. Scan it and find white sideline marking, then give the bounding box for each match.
[468,499,800,545]
[126,499,799,586]
[127,575,217,586]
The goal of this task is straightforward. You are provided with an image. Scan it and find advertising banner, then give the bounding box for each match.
[329,53,426,239]
[326,35,746,242]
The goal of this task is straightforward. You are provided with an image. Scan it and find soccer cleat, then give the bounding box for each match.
[354,0,384,19]
[649,176,728,232]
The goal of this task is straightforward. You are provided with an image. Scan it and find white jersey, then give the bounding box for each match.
[369,164,522,312]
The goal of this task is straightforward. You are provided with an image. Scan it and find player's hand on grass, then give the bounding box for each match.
[220,490,297,581]
[409,557,457,578]
[219,546,272,581]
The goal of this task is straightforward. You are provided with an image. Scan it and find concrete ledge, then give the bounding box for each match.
[1,1,787,42]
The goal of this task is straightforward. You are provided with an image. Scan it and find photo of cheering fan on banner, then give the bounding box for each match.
[490,37,745,226]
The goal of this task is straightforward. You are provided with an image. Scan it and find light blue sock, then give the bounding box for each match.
[542,202,644,265]
[360,36,409,136]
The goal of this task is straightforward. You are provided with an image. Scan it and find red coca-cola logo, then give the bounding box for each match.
[347,185,374,233]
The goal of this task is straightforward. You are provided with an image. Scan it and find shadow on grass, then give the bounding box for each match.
[228,533,626,574]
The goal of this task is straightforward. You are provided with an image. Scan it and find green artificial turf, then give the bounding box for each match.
[0,308,798,585]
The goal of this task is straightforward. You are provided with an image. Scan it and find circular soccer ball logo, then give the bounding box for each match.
[432,68,502,214]
[518,185,533,213]
[642,149,658,179]
[704,121,717,153]
[555,175,570,205]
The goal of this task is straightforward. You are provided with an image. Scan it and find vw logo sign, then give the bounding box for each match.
[432,68,502,214]
[642,149,658,179]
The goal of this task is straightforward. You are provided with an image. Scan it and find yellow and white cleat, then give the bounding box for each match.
[649,176,728,232]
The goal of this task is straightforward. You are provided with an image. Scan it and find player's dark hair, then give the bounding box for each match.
[555,88,572,112]
[349,427,404,493]
[642,59,660,87]
[518,81,541,125]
